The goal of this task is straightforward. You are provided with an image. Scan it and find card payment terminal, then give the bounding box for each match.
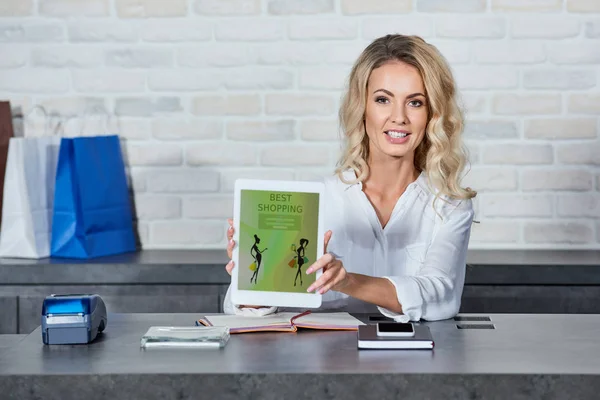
[41,294,107,345]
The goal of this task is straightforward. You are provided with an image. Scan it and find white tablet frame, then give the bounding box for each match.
[231,179,325,309]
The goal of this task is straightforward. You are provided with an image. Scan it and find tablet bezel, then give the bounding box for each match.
[231,179,325,309]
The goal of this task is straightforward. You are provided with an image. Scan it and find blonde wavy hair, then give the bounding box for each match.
[336,34,476,203]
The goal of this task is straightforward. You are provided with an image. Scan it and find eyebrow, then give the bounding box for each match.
[373,89,426,99]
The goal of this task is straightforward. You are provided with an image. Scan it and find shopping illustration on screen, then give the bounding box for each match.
[238,190,319,293]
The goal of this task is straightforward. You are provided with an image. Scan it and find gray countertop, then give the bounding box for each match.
[1,249,599,285]
[1,313,600,399]
[0,335,26,349]
[2,312,600,375]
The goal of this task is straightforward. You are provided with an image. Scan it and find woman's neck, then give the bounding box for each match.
[363,156,419,196]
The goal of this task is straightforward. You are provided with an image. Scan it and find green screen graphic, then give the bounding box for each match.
[238,190,320,293]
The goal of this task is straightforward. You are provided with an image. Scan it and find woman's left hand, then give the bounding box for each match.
[306,230,350,294]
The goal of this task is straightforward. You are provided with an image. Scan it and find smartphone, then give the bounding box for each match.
[376,322,415,337]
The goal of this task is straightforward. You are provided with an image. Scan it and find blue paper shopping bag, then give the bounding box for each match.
[50,135,136,258]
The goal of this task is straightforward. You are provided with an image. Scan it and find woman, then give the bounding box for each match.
[249,234,267,284]
[294,238,309,287]
[224,34,476,322]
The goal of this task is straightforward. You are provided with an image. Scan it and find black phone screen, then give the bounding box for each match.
[378,323,414,333]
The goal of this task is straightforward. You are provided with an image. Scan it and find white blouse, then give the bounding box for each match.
[224,169,475,322]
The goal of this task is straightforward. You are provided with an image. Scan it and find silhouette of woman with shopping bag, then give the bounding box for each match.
[293,238,309,287]
[250,234,267,284]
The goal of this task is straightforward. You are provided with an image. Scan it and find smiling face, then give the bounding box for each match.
[364,61,429,163]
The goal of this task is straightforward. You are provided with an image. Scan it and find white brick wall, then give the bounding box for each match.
[1,0,598,249]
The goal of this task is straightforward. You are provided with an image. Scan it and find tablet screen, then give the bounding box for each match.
[237,189,320,293]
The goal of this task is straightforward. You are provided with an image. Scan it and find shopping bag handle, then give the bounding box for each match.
[59,105,116,138]
[80,105,115,137]
[24,105,62,138]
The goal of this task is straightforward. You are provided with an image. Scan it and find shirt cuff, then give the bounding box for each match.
[377,276,423,322]
[233,305,278,317]
[223,284,278,316]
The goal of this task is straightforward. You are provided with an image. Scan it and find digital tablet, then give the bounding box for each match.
[231,179,325,308]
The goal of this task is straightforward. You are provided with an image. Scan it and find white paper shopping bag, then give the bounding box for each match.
[0,136,61,258]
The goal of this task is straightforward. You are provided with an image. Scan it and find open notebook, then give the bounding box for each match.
[197,311,364,334]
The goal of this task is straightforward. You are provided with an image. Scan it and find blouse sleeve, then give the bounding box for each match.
[378,202,474,322]
[222,283,278,316]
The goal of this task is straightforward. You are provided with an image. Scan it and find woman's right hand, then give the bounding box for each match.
[225,218,235,276]
[225,218,264,310]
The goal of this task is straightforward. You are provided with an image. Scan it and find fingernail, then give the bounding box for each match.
[307,286,313,292]
[306,268,312,274]
[229,239,234,246]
